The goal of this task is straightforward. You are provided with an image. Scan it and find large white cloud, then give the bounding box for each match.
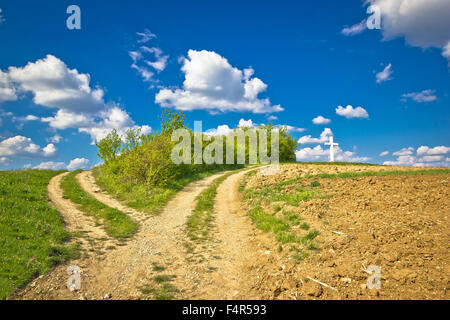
[367,0,450,61]
[8,55,105,114]
[3,55,151,144]
[155,50,283,114]
[298,128,333,145]
[384,145,450,167]
[416,145,450,156]
[0,135,57,159]
[41,109,93,129]
[336,105,369,119]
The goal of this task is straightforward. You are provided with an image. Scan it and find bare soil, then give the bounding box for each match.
[241,164,450,300]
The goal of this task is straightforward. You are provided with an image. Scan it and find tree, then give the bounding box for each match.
[278,126,298,162]
[95,129,122,163]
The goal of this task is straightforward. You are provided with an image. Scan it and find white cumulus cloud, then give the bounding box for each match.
[417,145,450,156]
[4,55,151,144]
[8,55,105,114]
[367,0,450,62]
[312,115,331,125]
[0,135,57,158]
[67,158,90,171]
[384,145,450,167]
[238,118,255,128]
[155,50,283,114]
[336,105,369,119]
[298,128,333,145]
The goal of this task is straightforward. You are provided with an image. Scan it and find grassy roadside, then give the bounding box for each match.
[61,170,138,239]
[0,170,79,300]
[239,170,321,260]
[93,165,244,215]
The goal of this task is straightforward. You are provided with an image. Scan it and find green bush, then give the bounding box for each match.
[95,109,299,192]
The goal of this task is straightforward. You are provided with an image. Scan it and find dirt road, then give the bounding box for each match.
[14,168,263,300]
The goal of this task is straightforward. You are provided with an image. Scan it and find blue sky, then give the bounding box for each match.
[0,0,449,170]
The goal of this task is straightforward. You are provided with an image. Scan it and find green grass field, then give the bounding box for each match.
[61,170,138,239]
[0,170,79,300]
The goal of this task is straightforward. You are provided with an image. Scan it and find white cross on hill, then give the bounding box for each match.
[325,136,338,162]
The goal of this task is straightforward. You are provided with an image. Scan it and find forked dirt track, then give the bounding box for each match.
[76,171,148,223]
[177,169,271,299]
[13,168,265,300]
[45,172,116,251]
